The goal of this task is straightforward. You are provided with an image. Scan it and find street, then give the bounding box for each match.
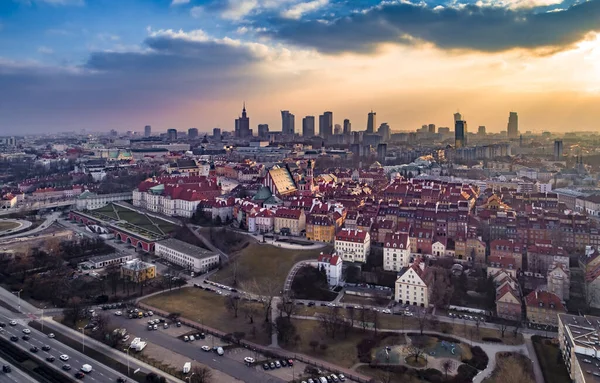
[0,354,37,383]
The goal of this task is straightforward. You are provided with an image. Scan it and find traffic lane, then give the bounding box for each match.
[111,316,284,383]
[0,315,123,382]
[0,355,37,383]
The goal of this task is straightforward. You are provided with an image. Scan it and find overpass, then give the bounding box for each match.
[0,199,77,216]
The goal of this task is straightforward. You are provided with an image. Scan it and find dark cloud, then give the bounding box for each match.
[264,0,600,53]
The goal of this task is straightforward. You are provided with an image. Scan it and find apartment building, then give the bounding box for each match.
[155,238,220,273]
[334,229,371,263]
[383,232,411,272]
[394,258,432,308]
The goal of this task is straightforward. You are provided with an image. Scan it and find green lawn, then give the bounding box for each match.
[211,242,332,293]
[532,336,571,383]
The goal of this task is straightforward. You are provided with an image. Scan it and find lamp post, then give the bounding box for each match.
[12,289,23,313]
[41,306,47,332]
[78,327,85,353]
[123,348,130,376]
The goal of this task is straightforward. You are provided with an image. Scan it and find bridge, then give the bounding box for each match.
[0,199,77,216]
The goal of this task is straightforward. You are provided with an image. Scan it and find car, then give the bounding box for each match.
[9,336,17,342]
[62,364,72,371]
[189,335,195,341]
[158,318,165,323]
[48,333,55,338]
[9,320,17,326]
[30,346,39,353]
[117,378,127,383]
[308,302,315,307]
[244,357,255,364]
[269,362,275,369]
[46,356,55,363]
[331,374,339,382]
[42,345,51,351]
[338,374,346,381]
[0,322,6,327]
[59,354,69,361]
[280,359,287,367]
[198,333,206,339]
[183,336,189,342]
[176,322,182,327]
[147,325,153,331]
[199,345,210,352]
[115,311,122,316]
[2,365,11,373]
[122,335,130,342]
[143,312,148,317]
[153,325,158,330]
[288,359,294,366]
[275,361,281,368]
[263,363,270,370]
[148,311,153,316]
[307,379,314,383]
[163,323,169,329]
[22,335,30,341]
[216,347,224,356]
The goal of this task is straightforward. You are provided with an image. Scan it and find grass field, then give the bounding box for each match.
[91,203,179,236]
[484,352,535,383]
[142,287,270,345]
[532,336,571,383]
[340,294,390,307]
[356,365,424,383]
[211,242,333,293]
[0,221,20,231]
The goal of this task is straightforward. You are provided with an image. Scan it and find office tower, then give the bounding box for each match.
[438,127,450,135]
[507,112,519,139]
[421,125,428,132]
[454,112,462,122]
[353,131,361,144]
[213,128,221,140]
[188,128,198,139]
[258,124,269,138]
[334,124,342,135]
[377,143,387,162]
[302,116,315,137]
[350,143,360,157]
[378,123,391,142]
[144,125,152,137]
[428,124,436,134]
[554,140,563,161]
[281,110,295,135]
[167,128,178,141]
[235,103,251,138]
[343,119,351,135]
[455,120,467,148]
[319,111,333,138]
[367,110,376,133]
[478,126,486,135]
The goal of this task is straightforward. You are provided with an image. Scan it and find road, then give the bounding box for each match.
[0,308,126,382]
[0,355,37,383]
[109,314,285,383]
[0,200,77,217]
[0,212,61,241]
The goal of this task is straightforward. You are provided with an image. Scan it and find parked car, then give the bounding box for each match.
[275,361,281,368]
[201,346,211,352]
[263,363,270,370]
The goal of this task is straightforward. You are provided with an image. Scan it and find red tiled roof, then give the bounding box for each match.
[336,228,368,242]
[274,208,302,219]
[525,290,565,311]
[318,253,341,265]
[384,232,410,249]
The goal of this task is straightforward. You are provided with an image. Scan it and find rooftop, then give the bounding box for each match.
[156,238,218,260]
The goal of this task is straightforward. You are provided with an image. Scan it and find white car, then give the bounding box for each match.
[9,321,17,326]
[114,311,122,316]
[244,357,255,364]
[48,333,55,338]
[59,354,69,361]
[148,311,153,316]
[22,329,31,334]
[201,345,211,352]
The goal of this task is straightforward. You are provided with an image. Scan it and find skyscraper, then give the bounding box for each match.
[428,124,436,134]
[367,111,376,133]
[235,103,251,138]
[507,112,519,139]
[213,128,221,140]
[144,125,152,137]
[455,120,467,148]
[478,126,486,135]
[319,111,333,138]
[281,110,295,135]
[453,112,462,122]
[188,128,198,139]
[167,129,177,141]
[377,143,387,162]
[378,123,391,142]
[258,124,269,138]
[302,116,315,137]
[343,119,351,135]
[554,140,563,161]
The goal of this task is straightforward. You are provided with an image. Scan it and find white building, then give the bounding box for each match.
[155,238,220,273]
[87,253,135,269]
[76,191,133,210]
[317,253,342,286]
[334,229,371,263]
[383,232,410,272]
[548,262,570,301]
[394,258,432,307]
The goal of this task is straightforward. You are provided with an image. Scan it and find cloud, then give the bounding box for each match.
[37,46,54,54]
[475,0,564,9]
[17,0,85,5]
[192,0,298,21]
[265,0,600,53]
[281,0,328,19]
[170,0,190,5]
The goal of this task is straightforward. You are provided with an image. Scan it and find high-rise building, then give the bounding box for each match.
[235,103,251,138]
[377,143,387,162]
[478,126,486,135]
[554,140,563,161]
[334,124,342,135]
[454,112,462,122]
[319,111,333,138]
[428,124,436,134]
[378,123,391,142]
[367,111,376,133]
[144,125,152,137]
[258,124,269,138]
[455,120,467,148]
[167,129,178,141]
[281,110,295,135]
[343,119,351,135]
[302,116,315,137]
[353,131,361,144]
[507,112,519,139]
[438,127,450,135]
[188,128,198,139]
[213,128,221,140]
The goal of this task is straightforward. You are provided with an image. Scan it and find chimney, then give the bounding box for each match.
[535,291,538,300]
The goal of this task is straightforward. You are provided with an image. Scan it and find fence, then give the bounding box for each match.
[136,302,374,383]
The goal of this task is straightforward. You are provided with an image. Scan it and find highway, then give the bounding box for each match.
[0,355,37,383]
[0,212,61,241]
[0,307,127,382]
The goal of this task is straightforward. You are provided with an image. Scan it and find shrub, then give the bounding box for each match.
[482,337,502,343]
[462,346,489,370]
[453,364,478,383]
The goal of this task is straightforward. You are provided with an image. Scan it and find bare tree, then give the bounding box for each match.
[240,302,257,324]
[243,278,279,323]
[496,321,508,338]
[347,306,356,329]
[375,369,394,383]
[278,293,297,319]
[190,366,213,383]
[406,342,426,363]
[318,307,345,339]
[416,308,431,335]
[359,305,369,332]
[513,321,522,338]
[442,359,455,380]
[224,294,241,318]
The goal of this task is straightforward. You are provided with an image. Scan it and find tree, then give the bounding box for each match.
[106,264,120,296]
[309,340,319,352]
[278,293,297,319]
[240,302,257,324]
[343,265,360,284]
[214,215,222,226]
[497,321,508,338]
[318,307,345,339]
[416,308,432,335]
[442,359,455,380]
[407,339,426,363]
[274,316,297,344]
[243,278,279,323]
[430,267,454,309]
[190,366,213,383]
[224,294,241,318]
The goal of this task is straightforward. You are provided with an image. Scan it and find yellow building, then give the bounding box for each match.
[120,260,156,282]
[273,208,306,236]
[306,215,336,242]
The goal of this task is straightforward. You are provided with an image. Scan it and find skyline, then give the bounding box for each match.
[1,0,600,133]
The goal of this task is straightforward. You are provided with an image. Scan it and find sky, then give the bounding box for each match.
[1,0,600,135]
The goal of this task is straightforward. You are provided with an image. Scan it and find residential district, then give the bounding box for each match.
[1,109,600,383]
